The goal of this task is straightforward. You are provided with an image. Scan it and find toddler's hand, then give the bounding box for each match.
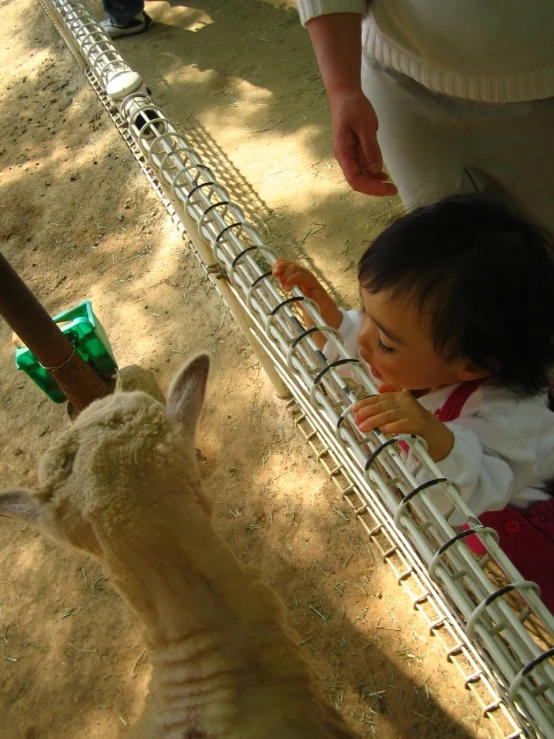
[272,260,343,329]
[352,384,454,462]
[273,260,325,300]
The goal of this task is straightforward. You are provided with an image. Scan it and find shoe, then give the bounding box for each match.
[100,12,152,39]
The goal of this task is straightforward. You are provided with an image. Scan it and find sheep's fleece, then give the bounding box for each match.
[0,355,362,739]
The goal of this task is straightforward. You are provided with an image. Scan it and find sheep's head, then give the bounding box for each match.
[0,354,211,560]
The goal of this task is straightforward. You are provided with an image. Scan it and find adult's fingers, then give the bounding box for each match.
[332,102,398,196]
[336,142,397,196]
[349,174,398,197]
[358,121,383,176]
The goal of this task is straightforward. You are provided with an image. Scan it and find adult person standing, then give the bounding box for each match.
[296,2,554,235]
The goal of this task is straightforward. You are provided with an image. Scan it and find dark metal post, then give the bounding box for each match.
[0,252,111,413]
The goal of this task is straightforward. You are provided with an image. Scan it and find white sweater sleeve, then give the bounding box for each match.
[322,309,362,362]
[434,422,516,517]
[423,394,552,520]
[296,0,368,26]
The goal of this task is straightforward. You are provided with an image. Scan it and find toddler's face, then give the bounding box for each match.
[356,286,472,391]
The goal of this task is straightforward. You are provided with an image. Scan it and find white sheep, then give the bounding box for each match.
[0,354,363,739]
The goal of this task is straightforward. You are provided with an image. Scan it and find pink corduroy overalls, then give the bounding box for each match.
[436,381,554,613]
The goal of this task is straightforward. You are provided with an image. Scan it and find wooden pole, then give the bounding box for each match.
[0,252,111,413]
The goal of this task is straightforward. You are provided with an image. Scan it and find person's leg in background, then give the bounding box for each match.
[361,55,467,211]
[468,94,554,239]
[100,0,151,38]
[362,54,554,239]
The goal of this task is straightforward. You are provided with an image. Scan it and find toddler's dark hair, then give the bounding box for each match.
[358,194,554,396]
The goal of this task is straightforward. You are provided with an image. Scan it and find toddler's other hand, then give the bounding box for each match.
[352,384,454,462]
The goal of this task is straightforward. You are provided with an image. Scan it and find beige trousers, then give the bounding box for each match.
[362,54,554,237]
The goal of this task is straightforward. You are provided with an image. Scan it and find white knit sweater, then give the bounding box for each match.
[296,0,554,103]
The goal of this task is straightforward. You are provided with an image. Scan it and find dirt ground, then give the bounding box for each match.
[0,1,508,737]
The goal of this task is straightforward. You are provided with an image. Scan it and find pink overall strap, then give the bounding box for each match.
[435,379,485,423]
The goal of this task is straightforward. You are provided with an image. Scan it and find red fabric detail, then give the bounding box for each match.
[505,519,521,534]
[438,381,554,612]
[464,527,487,556]
[464,502,554,610]
[435,379,485,423]
[480,503,554,611]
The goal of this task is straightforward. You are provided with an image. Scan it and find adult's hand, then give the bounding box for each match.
[306,12,397,198]
[330,89,397,196]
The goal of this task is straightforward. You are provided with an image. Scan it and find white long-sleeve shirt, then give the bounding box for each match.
[324,310,554,516]
[296,1,554,103]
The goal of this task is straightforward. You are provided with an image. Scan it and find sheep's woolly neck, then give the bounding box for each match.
[102,500,321,737]
[30,389,360,738]
[90,461,355,738]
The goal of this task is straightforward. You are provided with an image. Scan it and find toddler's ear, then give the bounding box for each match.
[456,360,495,382]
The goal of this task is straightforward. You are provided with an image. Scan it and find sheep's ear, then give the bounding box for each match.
[0,489,41,523]
[166,354,210,441]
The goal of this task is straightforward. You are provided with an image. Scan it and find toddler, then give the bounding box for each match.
[273,194,554,610]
